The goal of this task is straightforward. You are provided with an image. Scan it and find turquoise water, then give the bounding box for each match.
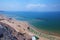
[0,11,60,33]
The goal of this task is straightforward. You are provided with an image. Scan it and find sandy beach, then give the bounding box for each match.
[0,15,60,40]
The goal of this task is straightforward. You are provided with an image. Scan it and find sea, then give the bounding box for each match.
[0,11,60,34]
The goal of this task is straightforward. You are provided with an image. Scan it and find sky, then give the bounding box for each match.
[0,0,60,11]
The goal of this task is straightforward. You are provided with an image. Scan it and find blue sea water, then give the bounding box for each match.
[0,11,60,33]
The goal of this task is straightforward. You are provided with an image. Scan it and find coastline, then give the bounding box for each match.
[27,23,60,40]
[0,15,60,40]
[30,24,60,37]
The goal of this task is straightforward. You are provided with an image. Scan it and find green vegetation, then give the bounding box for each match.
[35,36,39,40]
[28,27,40,36]
[28,27,60,40]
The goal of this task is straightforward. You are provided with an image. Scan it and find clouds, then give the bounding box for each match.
[26,4,47,9]
[25,4,60,11]
[0,0,60,11]
[0,1,60,11]
[26,4,60,9]
[25,4,48,11]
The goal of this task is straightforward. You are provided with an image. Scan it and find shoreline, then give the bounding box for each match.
[29,24,60,37]
[23,20,60,39]
[29,22,60,36]
[0,14,60,40]
[21,20,60,37]
[28,24,60,40]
